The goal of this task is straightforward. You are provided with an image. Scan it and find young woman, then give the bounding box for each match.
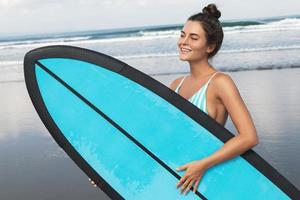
[169,4,259,195]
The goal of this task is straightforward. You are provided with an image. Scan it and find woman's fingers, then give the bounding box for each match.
[183,179,195,195]
[180,177,192,193]
[176,174,188,188]
[176,163,189,171]
[88,178,97,187]
[193,179,200,193]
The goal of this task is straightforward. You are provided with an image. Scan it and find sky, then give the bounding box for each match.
[0,0,299,36]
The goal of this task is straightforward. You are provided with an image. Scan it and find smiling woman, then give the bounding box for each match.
[169,4,260,195]
[173,4,226,124]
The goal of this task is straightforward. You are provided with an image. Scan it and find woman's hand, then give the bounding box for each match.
[176,159,210,195]
[88,178,97,187]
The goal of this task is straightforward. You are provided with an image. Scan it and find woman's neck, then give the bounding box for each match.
[188,59,216,80]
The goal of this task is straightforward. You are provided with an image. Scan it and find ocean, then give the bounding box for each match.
[1,15,300,82]
[0,15,300,199]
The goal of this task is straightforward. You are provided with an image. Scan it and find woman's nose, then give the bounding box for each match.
[179,36,189,45]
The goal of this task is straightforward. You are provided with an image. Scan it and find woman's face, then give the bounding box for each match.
[177,20,213,62]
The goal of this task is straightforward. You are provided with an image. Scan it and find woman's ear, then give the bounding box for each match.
[206,43,216,54]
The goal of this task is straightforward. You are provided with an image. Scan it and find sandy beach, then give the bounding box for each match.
[0,67,299,199]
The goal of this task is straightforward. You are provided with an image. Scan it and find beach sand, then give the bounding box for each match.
[0,67,299,199]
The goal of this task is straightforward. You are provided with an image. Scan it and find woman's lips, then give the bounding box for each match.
[180,47,192,54]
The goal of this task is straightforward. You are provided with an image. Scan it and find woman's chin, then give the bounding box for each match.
[179,55,190,61]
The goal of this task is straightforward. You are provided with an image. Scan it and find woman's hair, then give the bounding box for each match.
[188,4,224,58]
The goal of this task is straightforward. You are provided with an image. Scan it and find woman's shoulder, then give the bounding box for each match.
[213,72,236,87]
[214,71,232,82]
[212,72,240,98]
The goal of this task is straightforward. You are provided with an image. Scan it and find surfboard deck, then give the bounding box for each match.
[24,45,300,199]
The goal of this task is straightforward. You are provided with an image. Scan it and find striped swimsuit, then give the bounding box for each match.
[175,72,220,114]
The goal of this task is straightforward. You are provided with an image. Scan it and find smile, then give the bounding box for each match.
[180,47,192,54]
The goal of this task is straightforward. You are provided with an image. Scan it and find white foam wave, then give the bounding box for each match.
[0,61,23,66]
[225,18,300,34]
[0,36,91,50]
[139,30,180,37]
[0,34,178,50]
[221,45,300,53]
[116,53,178,59]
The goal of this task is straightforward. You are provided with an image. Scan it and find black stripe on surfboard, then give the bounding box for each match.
[35,61,207,200]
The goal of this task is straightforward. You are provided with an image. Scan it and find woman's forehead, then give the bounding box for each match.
[182,21,205,35]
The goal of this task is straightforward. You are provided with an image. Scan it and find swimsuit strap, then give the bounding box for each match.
[176,72,220,93]
[175,75,187,92]
[196,71,220,110]
[205,72,220,88]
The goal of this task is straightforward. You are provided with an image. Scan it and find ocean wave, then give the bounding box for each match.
[0,61,23,66]
[0,34,177,50]
[225,18,300,34]
[116,53,178,59]
[131,18,300,37]
[139,29,180,37]
[0,36,91,50]
[1,17,299,50]
[221,45,300,53]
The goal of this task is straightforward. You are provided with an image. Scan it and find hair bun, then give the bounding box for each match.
[202,4,221,19]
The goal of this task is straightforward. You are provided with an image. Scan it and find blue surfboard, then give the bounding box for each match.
[24,45,300,199]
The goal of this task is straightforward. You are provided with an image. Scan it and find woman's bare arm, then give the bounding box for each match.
[202,73,259,168]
